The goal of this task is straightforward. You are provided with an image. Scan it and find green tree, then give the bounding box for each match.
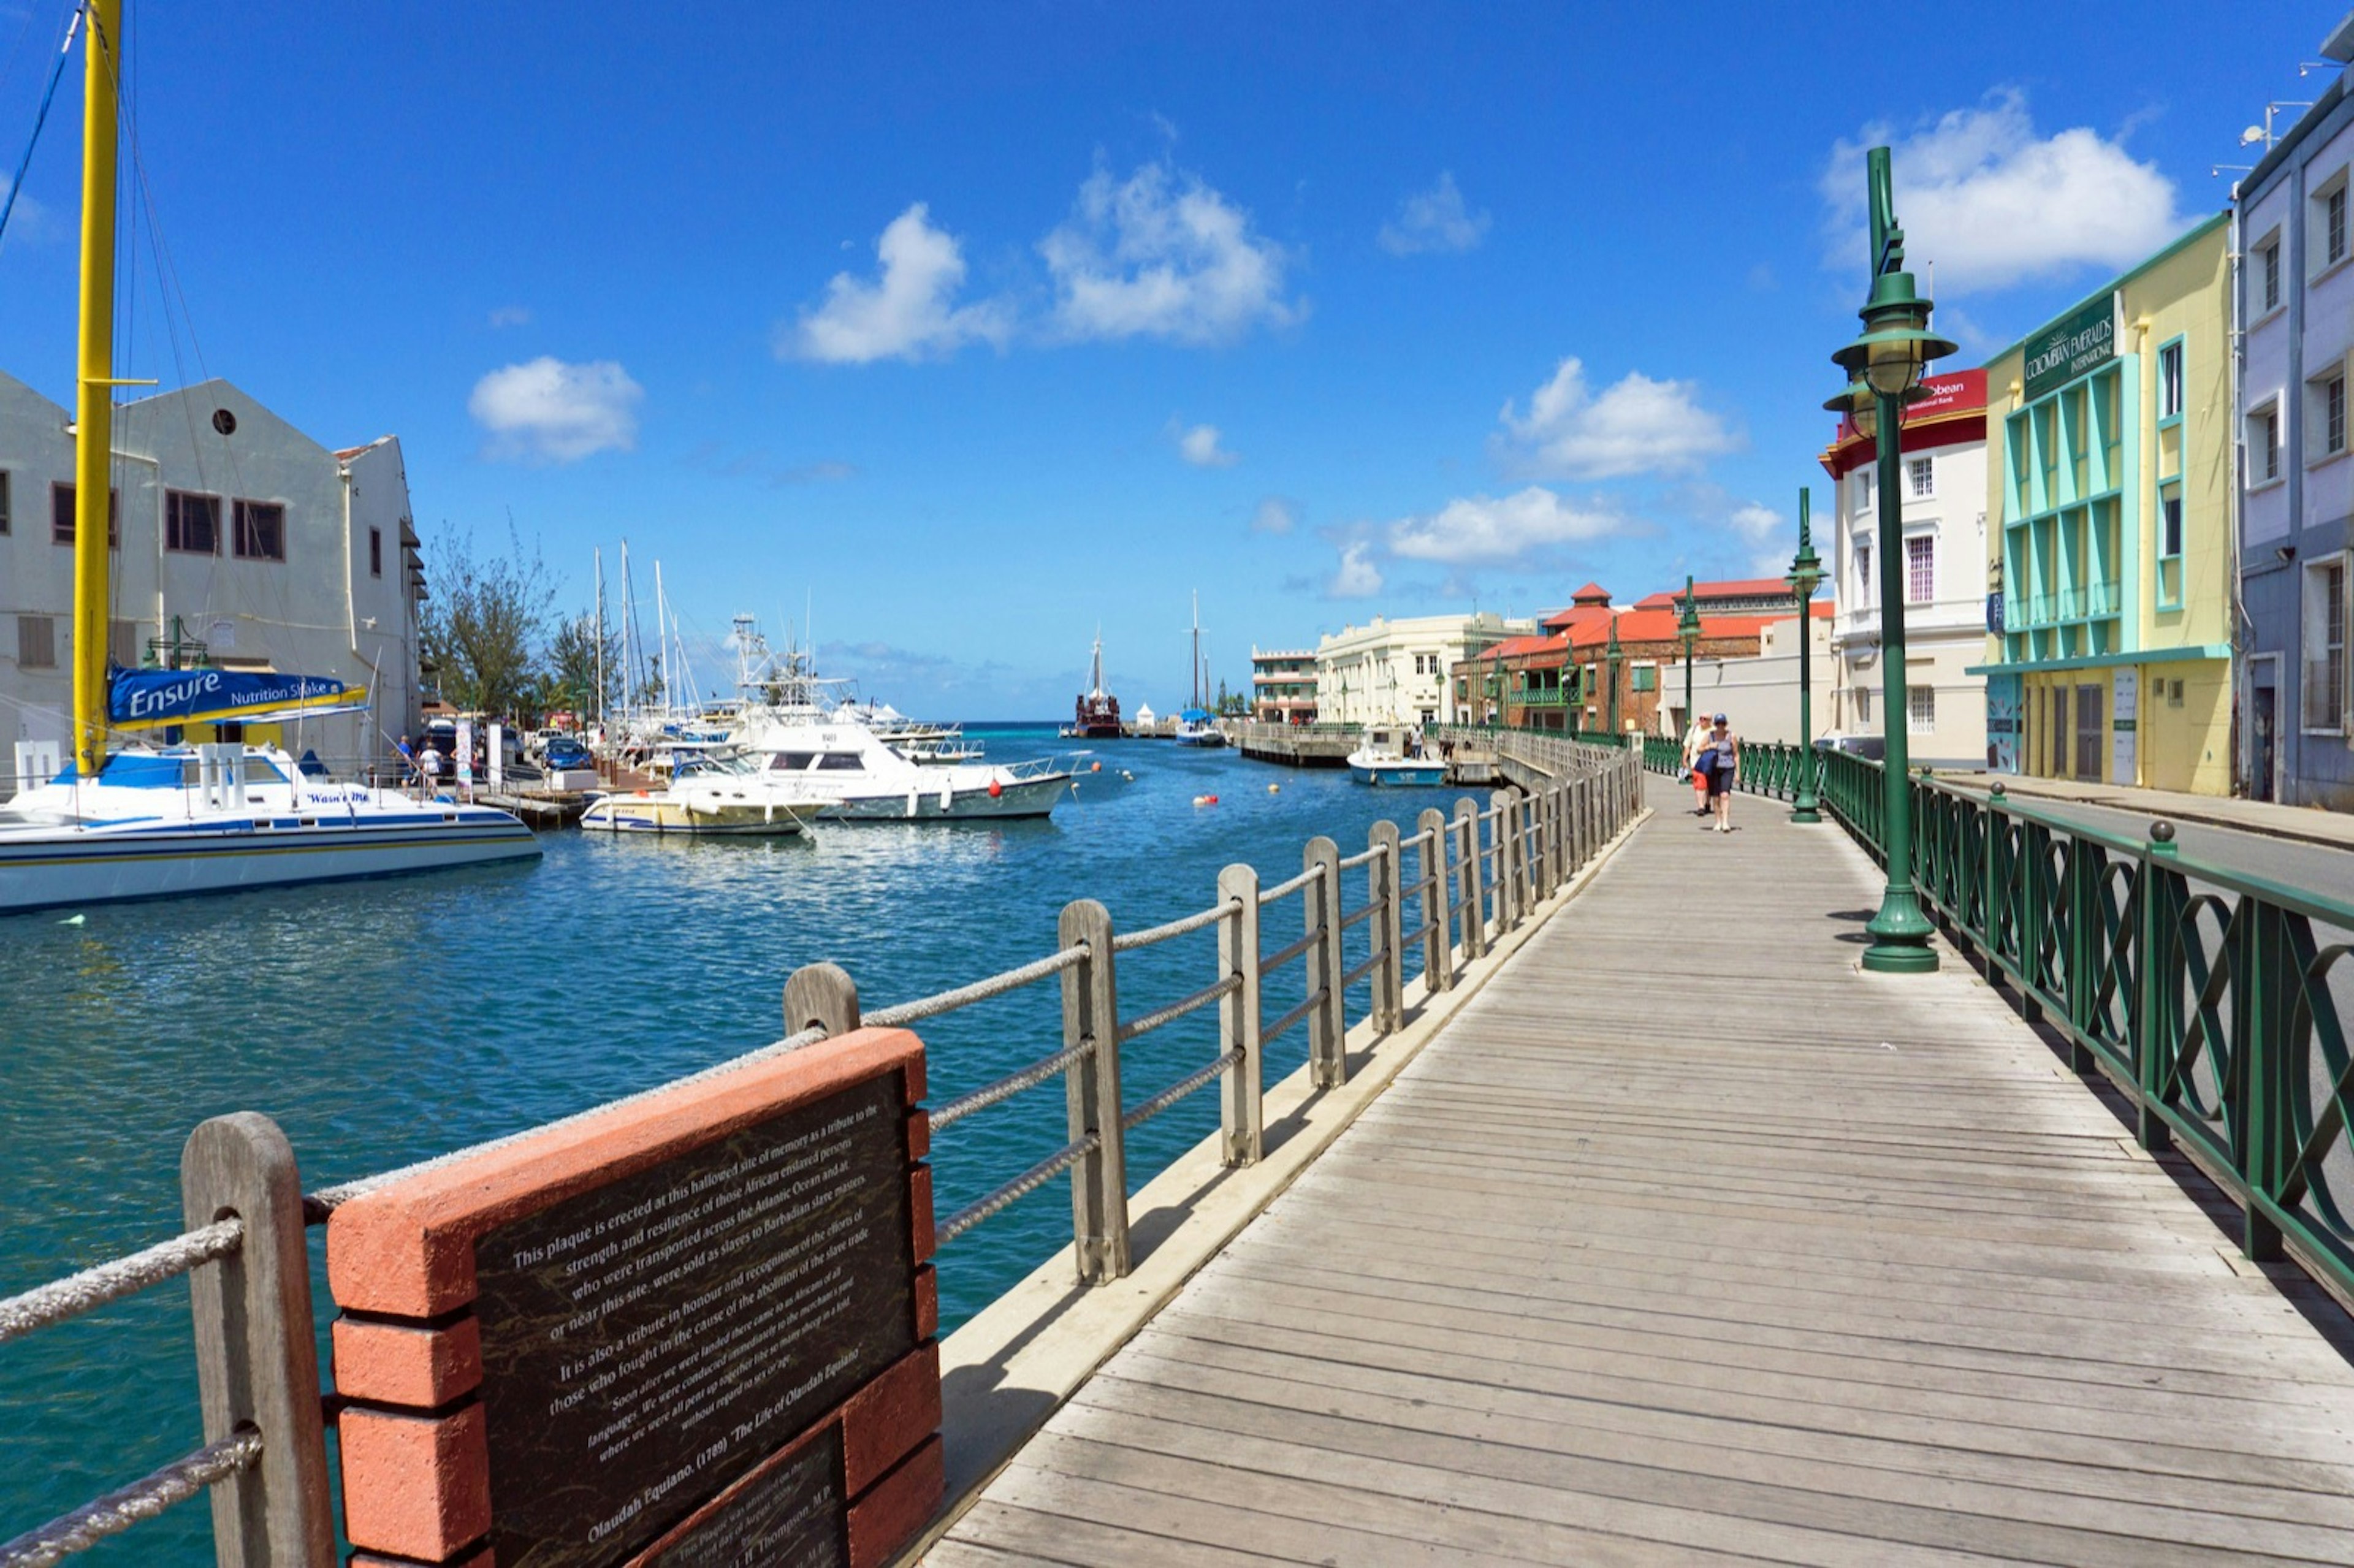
[543,609,622,718]
[419,525,556,720]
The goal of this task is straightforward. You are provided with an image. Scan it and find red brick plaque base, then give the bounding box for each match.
[329,1029,942,1567]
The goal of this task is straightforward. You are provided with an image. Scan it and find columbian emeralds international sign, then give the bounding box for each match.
[2023,291,2120,402]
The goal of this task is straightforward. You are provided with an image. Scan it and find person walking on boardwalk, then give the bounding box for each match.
[1681,712,1712,816]
[1699,712,1739,832]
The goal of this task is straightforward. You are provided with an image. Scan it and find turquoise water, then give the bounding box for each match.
[0,723,1466,1561]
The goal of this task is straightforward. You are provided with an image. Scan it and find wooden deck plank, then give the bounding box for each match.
[930,779,2354,1565]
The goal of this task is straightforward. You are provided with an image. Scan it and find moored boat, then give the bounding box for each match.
[1346,725,1444,786]
[580,753,823,836]
[1068,633,1122,739]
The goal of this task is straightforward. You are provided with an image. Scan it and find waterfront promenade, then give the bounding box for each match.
[924,777,2354,1566]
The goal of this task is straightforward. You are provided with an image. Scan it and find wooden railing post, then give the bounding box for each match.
[1454,798,1485,961]
[1303,835,1348,1087]
[1216,864,1263,1165]
[1490,790,1519,935]
[1417,808,1454,992]
[181,1113,335,1568]
[1370,818,1404,1033]
[782,961,861,1037]
[1058,899,1129,1281]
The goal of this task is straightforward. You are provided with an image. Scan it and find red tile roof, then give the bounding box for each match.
[1568,582,1611,604]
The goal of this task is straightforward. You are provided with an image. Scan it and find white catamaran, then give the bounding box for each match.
[0,6,538,916]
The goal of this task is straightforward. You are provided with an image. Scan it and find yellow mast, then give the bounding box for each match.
[71,0,120,779]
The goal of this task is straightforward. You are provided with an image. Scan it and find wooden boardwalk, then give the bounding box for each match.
[925,780,2354,1567]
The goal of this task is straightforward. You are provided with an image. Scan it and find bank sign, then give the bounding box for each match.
[2024,292,2120,402]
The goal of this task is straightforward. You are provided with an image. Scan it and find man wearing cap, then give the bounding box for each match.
[1699,713,1740,833]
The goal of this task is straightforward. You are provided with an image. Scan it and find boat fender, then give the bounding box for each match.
[988,779,1003,798]
[1194,794,1218,807]
[1091,761,1102,772]
[1268,783,1280,793]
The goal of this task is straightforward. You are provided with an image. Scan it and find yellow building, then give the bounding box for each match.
[1973,213,2235,794]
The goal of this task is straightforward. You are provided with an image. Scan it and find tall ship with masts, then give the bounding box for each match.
[0,3,538,915]
[1068,632,1122,739]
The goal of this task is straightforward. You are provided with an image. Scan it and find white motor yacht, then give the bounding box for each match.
[581,752,823,836]
[733,715,1068,821]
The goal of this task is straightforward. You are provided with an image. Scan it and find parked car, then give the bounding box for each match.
[543,734,595,772]
[1813,733,1885,761]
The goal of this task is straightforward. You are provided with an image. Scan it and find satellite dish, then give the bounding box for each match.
[211,408,237,435]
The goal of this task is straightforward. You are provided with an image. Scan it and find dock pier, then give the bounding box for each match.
[14,730,2354,1566]
[1233,720,1356,768]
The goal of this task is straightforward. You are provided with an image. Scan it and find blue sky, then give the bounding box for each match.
[0,2,2333,716]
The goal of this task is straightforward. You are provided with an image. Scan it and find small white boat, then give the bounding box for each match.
[1346,726,1444,787]
[1173,592,1228,747]
[580,752,823,836]
[735,718,1069,821]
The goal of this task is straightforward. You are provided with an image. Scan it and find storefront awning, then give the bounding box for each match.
[1965,642,2230,678]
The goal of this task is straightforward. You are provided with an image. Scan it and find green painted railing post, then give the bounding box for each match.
[2064,839,2098,1074]
[2134,821,2177,1153]
[2237,902,2287,1263]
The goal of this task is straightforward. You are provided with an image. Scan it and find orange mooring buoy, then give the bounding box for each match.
[988,779,1004,798]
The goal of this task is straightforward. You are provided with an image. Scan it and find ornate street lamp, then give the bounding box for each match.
[1830,145,1956,975]
[1675,574,1701,738]
[1605,615,1624,737]
[1788,488,1824,824]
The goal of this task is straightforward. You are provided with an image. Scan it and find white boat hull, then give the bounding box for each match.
[828,774,1070,821]
[0,813,539,916]
[581,796,817,836]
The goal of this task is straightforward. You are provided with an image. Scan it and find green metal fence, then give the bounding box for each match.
[1636,737,2354,1300]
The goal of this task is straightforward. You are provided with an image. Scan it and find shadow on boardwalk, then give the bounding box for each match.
[927,777,2354,1567]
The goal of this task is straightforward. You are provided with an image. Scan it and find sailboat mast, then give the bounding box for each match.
[593,547,605,729]
[655,561,671,715]
[70,0,121,779]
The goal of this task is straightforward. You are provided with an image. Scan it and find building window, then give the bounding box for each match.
[1905,535,1935,604]
[1908,457,1934,498]
[2260,237,2282,311]
[2158,341,2183,420]
[2157,483,2186,610]
[2323,372,2350,459]
[50,482,119,547]
[2328,180,2350,268]
[370,526,383,577]
[1854,686,1870,724]
[166,490,219,554]
[1855,540,1873,607]
[1855,468,1872,511]
[0,470,10,535]
[2306,558,2348,732]
[2251,403,2282,483]
[233,500,286,561]
[110,618,140,669]
[17,615,56,669]
[1908,684,1935,734]
[1631,665,1656,692]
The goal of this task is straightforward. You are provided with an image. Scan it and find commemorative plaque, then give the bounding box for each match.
[471,1071,913,1567]
[327,1030,940,1568]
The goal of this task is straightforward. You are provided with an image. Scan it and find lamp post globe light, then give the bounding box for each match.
[1831,145,1956,975]
[1787,488,1824,824]
[1676,574,1701,740]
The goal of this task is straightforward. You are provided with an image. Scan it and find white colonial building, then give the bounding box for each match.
[1,371,424,787]
[1821,368,1994,769]
[1314,612,1529,728]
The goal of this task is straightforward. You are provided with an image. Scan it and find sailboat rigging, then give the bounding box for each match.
[0,2,538,915]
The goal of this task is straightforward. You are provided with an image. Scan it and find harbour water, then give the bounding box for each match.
[0,724,1466,1561]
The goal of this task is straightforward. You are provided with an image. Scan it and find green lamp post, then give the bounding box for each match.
[1831,145,1955,975]
[1604,615,1624,738]
[1788,488,1824,824]
[1675,574,1701,738]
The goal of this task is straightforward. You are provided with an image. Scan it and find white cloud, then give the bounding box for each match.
[786,203,1011,363]
[1496,358,1742,480]
[1728,501,1790,574]
[1388,485,1626,565]
[1042,160,1297,343]
[487,305,531,329]
[468,357,643,463]
[1251,496,1299,535]
[1176,422,1238,468]
[1822,90,2189,295]
[1329,540,1384,598]
[1378,172,1490,256]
